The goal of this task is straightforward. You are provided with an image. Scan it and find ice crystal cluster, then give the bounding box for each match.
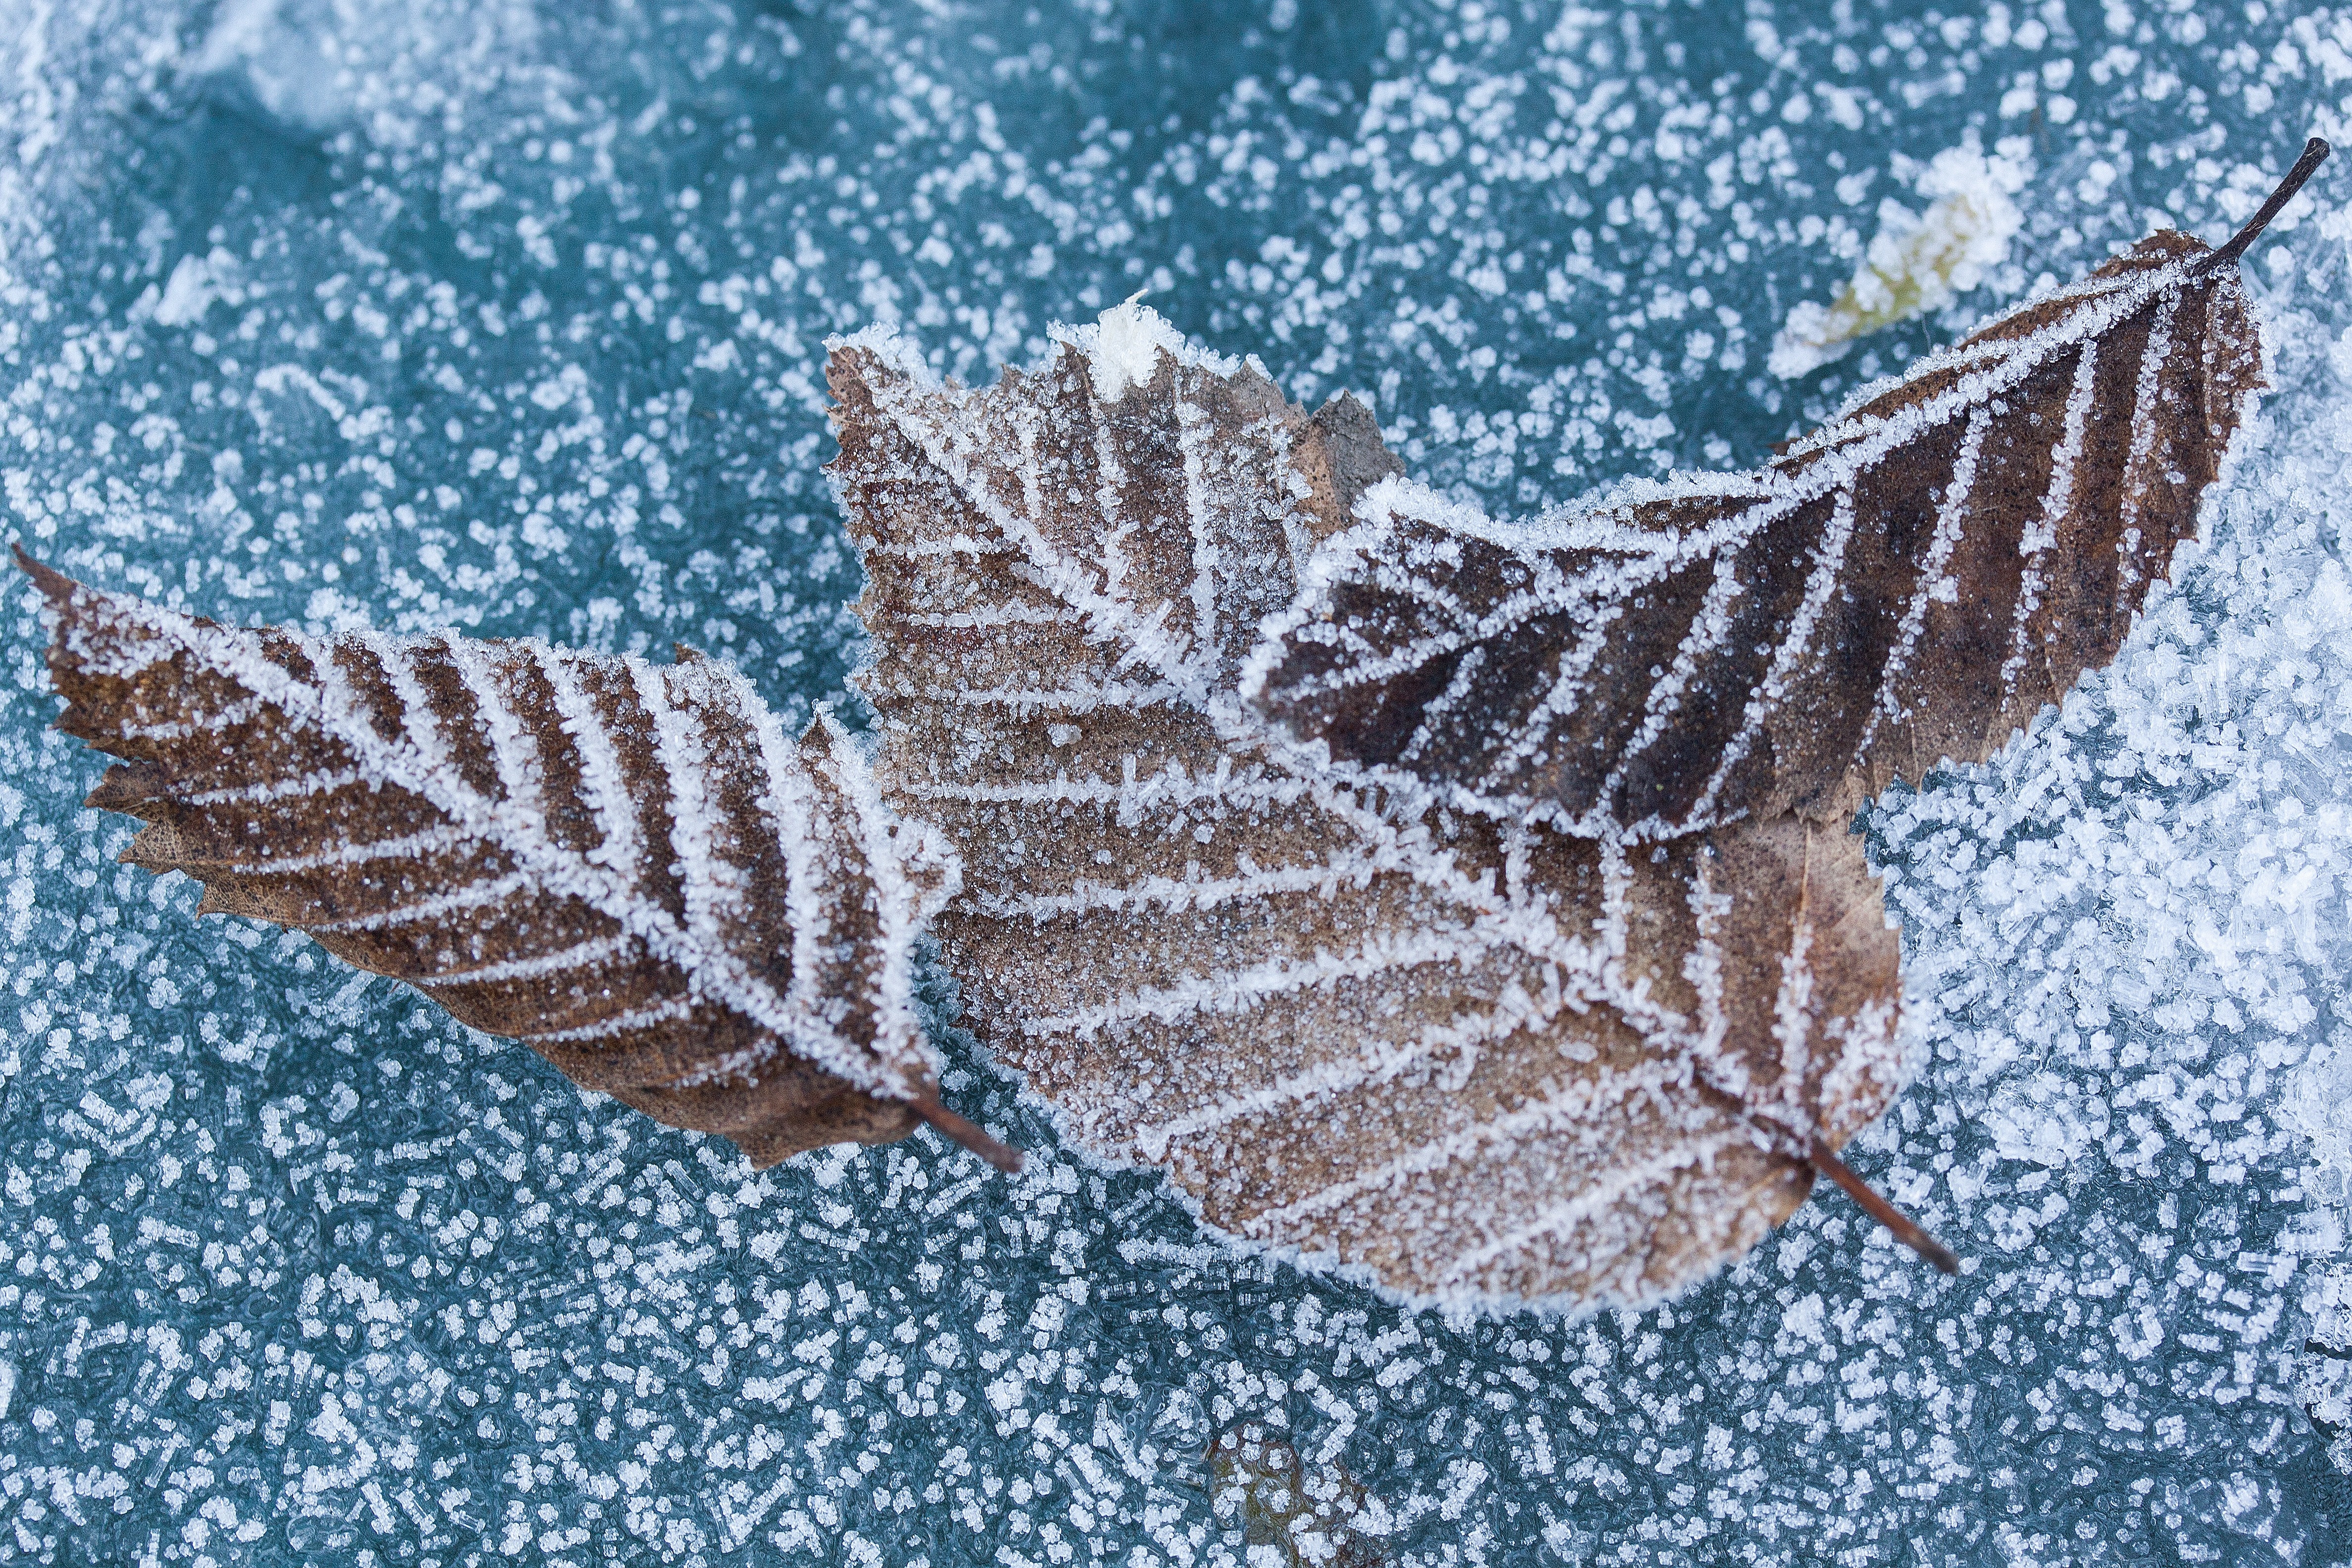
[1766,140,2031,380]
[2,0,2352,1564]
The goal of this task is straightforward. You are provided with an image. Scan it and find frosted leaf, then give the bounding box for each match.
[1767,141,2031,380]
[22,554,1015,1172]
[1247,148,2325,839]
[829,320,1907,1312]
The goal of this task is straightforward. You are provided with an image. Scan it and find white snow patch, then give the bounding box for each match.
[152,254,219,327]
[190,0,350,130]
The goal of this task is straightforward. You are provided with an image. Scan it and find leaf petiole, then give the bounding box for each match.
[913,1091,1026,1174]
[1807,1140,1960,1275]
[2201,136,2330,271]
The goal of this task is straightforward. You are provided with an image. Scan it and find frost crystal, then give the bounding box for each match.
[1081,298,1208,403]
[3,0,2349,1560]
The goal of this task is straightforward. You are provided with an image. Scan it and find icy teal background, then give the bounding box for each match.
[4,1,2352,1563]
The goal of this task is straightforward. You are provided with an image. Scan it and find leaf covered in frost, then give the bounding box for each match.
[29,141,2319,1316]
[1245,143,2326,838]
[828,310,1906,1311]
[22,552,1017,1172]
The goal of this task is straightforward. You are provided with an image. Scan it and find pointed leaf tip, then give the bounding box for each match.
[11,543,75,606]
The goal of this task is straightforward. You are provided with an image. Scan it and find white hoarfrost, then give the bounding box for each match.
[1073,296,1233,402]
[4,0,2352,1562]
[1771,140,2032,379]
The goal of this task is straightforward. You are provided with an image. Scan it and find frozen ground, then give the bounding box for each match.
[3,0,2352,1562]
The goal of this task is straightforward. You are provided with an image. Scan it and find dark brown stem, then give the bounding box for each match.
[1808,1139,1959,1274]
[2201,137,2331,271]
[914,1091,1025,1174]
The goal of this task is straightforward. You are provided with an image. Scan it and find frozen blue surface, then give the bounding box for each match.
[4,0,2352,1562]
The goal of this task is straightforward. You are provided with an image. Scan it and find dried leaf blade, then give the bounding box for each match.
[828,312,1907,1310]
[21,551,1014,1172]
[1244,161,2317,835]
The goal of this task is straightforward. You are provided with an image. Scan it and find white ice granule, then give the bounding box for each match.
[1082,297,1193,402]
[190,0,353,131]
[1770,140,2032,380]
[150,254,218,327]
[8,0,2352,1558]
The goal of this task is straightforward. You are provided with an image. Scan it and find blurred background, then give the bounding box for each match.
[3,1,2352,1562]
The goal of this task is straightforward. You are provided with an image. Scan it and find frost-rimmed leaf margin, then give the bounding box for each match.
[20,548,1022,1173]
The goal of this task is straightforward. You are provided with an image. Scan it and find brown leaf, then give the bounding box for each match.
[1243,143,2325,836]
[1209,1421,1387,1567]
[828,317,1904,1310]
[20,551,1017,1172]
